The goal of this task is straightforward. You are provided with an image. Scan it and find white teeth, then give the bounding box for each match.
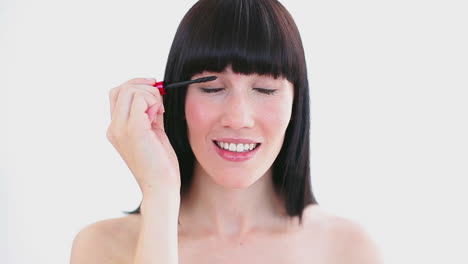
[215,141,259,153]
[229,143,236,151]
[237,143,245,152]
[223,143,229,150]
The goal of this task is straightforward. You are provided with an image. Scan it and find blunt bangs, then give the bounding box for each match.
[170,0,305,83]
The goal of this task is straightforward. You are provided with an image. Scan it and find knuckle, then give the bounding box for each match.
[116,85,132,97]
[133,91,144,101]
[106,126,121,142]
[126,86,140,95]
[106,127,115,141]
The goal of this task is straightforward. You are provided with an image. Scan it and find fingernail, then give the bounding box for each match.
[145,78,156,82]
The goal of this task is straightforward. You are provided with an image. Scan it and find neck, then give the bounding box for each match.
[178,162,293,241]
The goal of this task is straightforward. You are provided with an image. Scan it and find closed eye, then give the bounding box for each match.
[200,88,223,93]
[255,88,277,95]
[200,88,277,95]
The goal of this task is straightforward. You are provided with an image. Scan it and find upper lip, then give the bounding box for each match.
[213,138,261,144]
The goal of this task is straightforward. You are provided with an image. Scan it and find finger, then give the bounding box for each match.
[130,92,165,133]
[151,103,165,133]
[131,84,163,101]
[112,86,159,127]
[146,100,165,132]
[126,78,157,86]
[109,78,158,118]
[128,92,158,132]
[110,82,162,118]
[118,83,162,112]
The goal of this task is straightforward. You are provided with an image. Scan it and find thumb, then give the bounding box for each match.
[145,104,158,122]
[150,104,165,132]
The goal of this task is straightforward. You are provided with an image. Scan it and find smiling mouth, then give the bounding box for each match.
[212,140,261,153]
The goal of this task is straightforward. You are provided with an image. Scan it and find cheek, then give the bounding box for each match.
[185,96,216,137]
[262,99,293,129]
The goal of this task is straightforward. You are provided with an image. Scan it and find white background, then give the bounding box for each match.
[2,0,468,263]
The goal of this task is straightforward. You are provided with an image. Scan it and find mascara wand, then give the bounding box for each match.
[153,76,218,95]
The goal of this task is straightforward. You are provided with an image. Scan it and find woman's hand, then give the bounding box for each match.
[106,78,180,197]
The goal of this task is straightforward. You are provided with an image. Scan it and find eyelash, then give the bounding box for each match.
[200,88,277,95]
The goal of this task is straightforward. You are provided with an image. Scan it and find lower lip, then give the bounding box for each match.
[213,141,261,162]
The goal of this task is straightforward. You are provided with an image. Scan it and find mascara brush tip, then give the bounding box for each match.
[195,76,217,82]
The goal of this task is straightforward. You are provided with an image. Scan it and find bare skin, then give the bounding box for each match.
[70,73,382,263]
[70,204,382,264]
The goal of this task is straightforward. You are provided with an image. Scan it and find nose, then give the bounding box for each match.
[220,92,255,129]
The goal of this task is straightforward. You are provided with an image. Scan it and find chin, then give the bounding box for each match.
[209,171,260,189]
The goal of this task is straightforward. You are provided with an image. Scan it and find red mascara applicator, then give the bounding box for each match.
[153,76,217,95]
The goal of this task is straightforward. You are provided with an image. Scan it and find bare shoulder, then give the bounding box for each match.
[70,214,140,264]
[302,205,383,264]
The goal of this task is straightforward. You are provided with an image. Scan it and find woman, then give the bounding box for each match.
[71,0,382,263]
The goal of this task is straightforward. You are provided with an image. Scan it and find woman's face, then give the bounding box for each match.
[185,65,294,188]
